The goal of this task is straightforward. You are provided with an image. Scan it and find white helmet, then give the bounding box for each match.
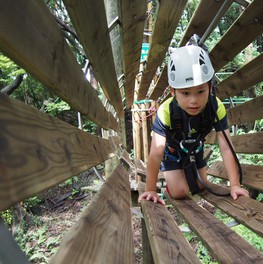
[167,46,214,89]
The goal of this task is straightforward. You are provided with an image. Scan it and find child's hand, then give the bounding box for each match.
[230,185,249,200]
[138,191,165,205]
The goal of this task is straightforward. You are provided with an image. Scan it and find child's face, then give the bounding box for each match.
[172,83,211,116]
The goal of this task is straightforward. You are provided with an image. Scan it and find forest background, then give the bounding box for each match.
[0,0,262,263]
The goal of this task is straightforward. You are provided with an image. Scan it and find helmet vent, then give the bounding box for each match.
[199,51,205,65]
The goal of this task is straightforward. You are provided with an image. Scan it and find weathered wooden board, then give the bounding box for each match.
[139,182,201,264]
[120,0,147,107]
[0,95,115,211]
[149,66,169,100]
[0,0,118,130]
[180,0,230,46]
[137,0,187,100]
[166,194,263,263]
[210,0,263,71]
[216,53,263,100]
[232,132,263,154]
[227,96,263,126]
[50,162,135,264]
[205,131,263,154]
[199,183,263,237]
[63,0,124,118]
[208,161,263,192]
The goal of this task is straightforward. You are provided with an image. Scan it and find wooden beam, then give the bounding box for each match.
[166,194,263,263]
[210,0,263,71]
[227,96,263,126]
[0,0,118,131]
[179,0,230,46]
[63,0,124,118]
[137,0,187,100]
[139,182,200,264]
[216,53,263,99]
[208,161,263,192]
[231,132,263,154]
[149,66,169,100]
[0,95,116,211]
[199,183,263,237]
[120,0,147,107]
[50,161,135,264]
[205,131,263,154]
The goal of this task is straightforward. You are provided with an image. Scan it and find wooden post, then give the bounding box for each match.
[141,103,149,162]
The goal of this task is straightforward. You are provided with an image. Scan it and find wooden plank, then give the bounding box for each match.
[208,161,263,192]
[138,182,201,264]
[0,0,118,131]
[216,53,263,100]
[0,94,115,211]
[120,0,147,107]
[199,183,263,237]
[227,96,263,126]
[0,218,30,264]
[137,0,187,100]
[50,162,135,264]
[134,158,164,182]
[63,0,124,118]
[205,131,263,154]
[149,66,169,100]
[166,194,263,263]
[210,0,263,71]
[231,132,263,154]
[179,0,228,46]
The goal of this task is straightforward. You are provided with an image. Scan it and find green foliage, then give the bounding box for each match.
[0,54,25,86]
[24,196,42,210]
[232,225,263,252]
[0,209,13,226]
[256,193,263,202]
[15,225,60,263]
[45,100,70,116]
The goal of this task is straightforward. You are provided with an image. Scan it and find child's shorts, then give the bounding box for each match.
[160,145,206,171]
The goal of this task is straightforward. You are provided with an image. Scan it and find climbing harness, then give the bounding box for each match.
[166,34,243,196]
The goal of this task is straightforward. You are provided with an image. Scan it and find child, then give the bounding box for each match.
[138,45,249,205]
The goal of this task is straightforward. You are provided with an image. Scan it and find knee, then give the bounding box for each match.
[167,185,189,199]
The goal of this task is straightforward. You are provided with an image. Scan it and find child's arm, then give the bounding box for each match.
[138,132,166,204]
[217,129,249,200]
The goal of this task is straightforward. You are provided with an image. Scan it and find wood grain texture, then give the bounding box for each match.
[199,183,263,237]
[166,194,263,263]
[63,0,124,117]
[231,132,263,154]
[227,96,263,126]
[0,0,118,130]
[208,161,263,192]
[137,0,187,100]
[120,0,147,107]
[210,0,263,71]
[149,66,169,100]
[50,162,135,264]
[180,0,228,46]
[205,131,263,154]
[0,95,115,211]
[139,182,201,264]
[216,53,263,100]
